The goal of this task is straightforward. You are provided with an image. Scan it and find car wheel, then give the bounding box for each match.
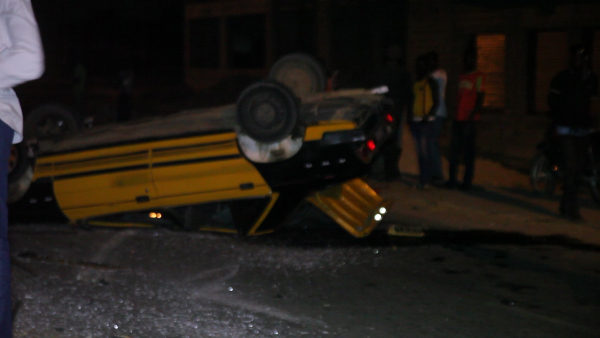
[7,142,34,204]
[24,104,79,140]
[8,142,30,184]
[268,53,327,99]
[236,80,299,143]
[7,165,33,205]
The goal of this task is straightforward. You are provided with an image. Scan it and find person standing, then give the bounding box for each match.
[370,44,413,181]
[548,45,599,222]
[446,47,485,191]
[0,0,45,336]
[409,54,439,188]
[426,51,448,185]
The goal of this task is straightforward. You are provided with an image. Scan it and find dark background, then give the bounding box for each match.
[33,0,185,84]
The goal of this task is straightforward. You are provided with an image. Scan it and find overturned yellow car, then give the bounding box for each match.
[10,58,394,238]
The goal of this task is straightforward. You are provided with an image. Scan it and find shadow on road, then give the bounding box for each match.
[459,185,558,217]
[499,187,600,212]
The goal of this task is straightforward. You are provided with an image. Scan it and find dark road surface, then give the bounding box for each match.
[8,220,600,338]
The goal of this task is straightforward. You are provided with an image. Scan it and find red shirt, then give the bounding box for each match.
[456,71,485,121]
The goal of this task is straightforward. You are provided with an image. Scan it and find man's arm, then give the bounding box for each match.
[0,0,45,89]
[469,74,485,121]
[405,73,415,122]
[426,76,440,120]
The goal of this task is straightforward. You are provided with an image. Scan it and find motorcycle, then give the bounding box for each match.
[530,130,600,205]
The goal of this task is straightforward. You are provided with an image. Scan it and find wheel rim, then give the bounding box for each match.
[36,115,69,138]
[253,101,281,129]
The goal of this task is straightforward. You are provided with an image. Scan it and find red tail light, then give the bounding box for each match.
[385,113,394,123]
[367,140,376,151]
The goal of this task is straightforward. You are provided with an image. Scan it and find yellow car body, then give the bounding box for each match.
[13,90,394,237]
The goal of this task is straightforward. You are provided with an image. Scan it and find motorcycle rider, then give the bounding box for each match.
[548,44,599,222]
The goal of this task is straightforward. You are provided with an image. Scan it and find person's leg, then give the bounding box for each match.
[562,135,589,218]
[382,134,401,180]
[447,121,463,188]
[559,135,580,217]
[462,121,477,189]
[421,122,436,186]
[0,120,14,338]
[395,112,406,172]
[410,122,427,187]
[429,117,445,183]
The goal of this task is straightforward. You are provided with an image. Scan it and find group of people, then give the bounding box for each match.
[375,42,598,223]
[374,45,486,191]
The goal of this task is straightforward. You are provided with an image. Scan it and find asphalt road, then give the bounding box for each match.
[8,219,600,338]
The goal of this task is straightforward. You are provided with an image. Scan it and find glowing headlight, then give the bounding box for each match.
[379,207,387,215]
[374,214,382,221]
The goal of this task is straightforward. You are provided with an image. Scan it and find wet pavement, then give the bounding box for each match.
[8,213,600,338]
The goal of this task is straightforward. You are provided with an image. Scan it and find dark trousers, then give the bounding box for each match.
[377,113,405,180]
[380,128,402,179]
[559,134,590,217]
[409,121,435,186]
[430,117,446,180]
[0,119,13,338]
[448,120,476,187]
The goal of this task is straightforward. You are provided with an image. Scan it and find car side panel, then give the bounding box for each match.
[41,149,156,212]
[150,136,269,199]
[35,132,272,223]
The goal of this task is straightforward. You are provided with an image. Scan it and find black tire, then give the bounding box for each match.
[530,152,557,197]
[236,80,299,143]
[24,104,79,140]
[7,165,33,205]
[8,142,30,184]
[268,53,327,98]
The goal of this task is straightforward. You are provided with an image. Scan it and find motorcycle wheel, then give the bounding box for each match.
[530,152,558,197]
[588,160,600,206]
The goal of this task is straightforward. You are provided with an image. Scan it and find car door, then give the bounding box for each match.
[149,132,271,206]
[40,143,158,221]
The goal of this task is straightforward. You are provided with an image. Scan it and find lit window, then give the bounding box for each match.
[476,34,506,108]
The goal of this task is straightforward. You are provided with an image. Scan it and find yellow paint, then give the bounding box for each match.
[36,131,271,223]
[307,178,392,238]
[61,185,272,222]
[304,121,356,141]
[246,192,280,235]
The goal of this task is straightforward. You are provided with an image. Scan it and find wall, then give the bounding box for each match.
[407,0,600,166]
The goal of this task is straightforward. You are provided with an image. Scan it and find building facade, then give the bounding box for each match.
[184,0,408,90]
[407,0,600,116]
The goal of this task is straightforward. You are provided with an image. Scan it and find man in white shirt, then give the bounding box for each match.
[427,51,447,185]
[0,0,45,335]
